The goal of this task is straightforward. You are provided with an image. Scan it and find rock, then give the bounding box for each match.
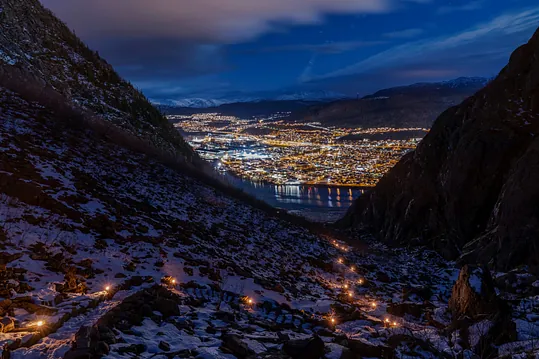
[387,302,429,318]
[0,253,23,265]
[338,348,355,359]
[448,266,517,356]
[74,326,92,349]
[158,341,171,351]
[448,265,499,318]
[63,349,91,359]
[220,334,255,359]
[118,343,147,355]
[0,317,14,333]
[114,273,126,279]
[283,336,325,359]
[155,298,180,318]
[0,299,12,309]
[347,339,394,359]
[97,325,116,344]
[376,271,391,283]
[95,341,109,356]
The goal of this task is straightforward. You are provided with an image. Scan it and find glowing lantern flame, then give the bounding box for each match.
[36,321,44,327]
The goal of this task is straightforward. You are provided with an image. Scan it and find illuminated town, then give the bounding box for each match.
[170,113,427,187]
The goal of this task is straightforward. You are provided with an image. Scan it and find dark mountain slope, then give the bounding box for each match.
[339,28,539,273]
[0,0,194,158]
[291,77,488,128]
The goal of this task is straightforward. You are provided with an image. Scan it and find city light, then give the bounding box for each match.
[171,113,425,187]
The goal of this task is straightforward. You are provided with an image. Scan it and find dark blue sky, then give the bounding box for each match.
[43,0,539,101]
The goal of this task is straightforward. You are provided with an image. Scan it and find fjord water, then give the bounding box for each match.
[223,176,364,222]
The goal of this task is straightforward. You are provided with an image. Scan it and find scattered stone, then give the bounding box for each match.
[117,343,147,355]
[158,341,171,351]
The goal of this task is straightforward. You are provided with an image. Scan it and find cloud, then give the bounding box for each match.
[92,38,230,81]
[242,41,384,54]
[383,28,424,39]
[41,0,392,43]
[437,0,483,15]
[306,7,539,82]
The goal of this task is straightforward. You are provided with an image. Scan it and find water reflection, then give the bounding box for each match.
[222,175,364,222]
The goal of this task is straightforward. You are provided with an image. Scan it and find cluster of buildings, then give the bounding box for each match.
[170,113,425,187]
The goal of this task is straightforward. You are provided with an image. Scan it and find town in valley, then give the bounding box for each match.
[171,112,427,187]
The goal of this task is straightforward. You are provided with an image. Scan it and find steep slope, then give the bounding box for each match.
[340,28,539,273]
[0,87,476,359]
[291,77,488,128]
[0,0,194,158]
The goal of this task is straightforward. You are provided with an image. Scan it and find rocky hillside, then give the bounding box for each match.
[0,0,194,158]
[291,77,488,129]
[340,28,539,274]
[1,87,537,359]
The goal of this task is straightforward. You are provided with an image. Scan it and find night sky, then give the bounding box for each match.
[41,0,539,101]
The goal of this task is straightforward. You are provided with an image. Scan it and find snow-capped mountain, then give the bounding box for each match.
[154,90,347,108]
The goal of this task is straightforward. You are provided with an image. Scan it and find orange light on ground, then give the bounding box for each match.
[338,258,343,264]
[358,278,364,285]
[371,302,377,308]
[105,285,111,291]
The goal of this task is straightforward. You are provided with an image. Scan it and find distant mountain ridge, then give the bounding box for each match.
[155,90,347,109]
[290,76,490,128]
[363,77,491,99]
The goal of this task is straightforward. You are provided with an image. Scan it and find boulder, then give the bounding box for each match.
[448,265,499,318]
[158,341,171,351]
[155,298,180,318]
[220,333,255,358]
[283,336,325,359]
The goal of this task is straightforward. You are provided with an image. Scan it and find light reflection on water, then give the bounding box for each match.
[222,175,364,222]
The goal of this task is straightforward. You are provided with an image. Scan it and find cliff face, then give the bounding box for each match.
[340,27,539,273]
[0,0,194,158]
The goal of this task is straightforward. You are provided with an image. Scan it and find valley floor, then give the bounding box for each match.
[0,88,537,358]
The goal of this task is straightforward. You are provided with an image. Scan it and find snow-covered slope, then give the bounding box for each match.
[0,87,537,359]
